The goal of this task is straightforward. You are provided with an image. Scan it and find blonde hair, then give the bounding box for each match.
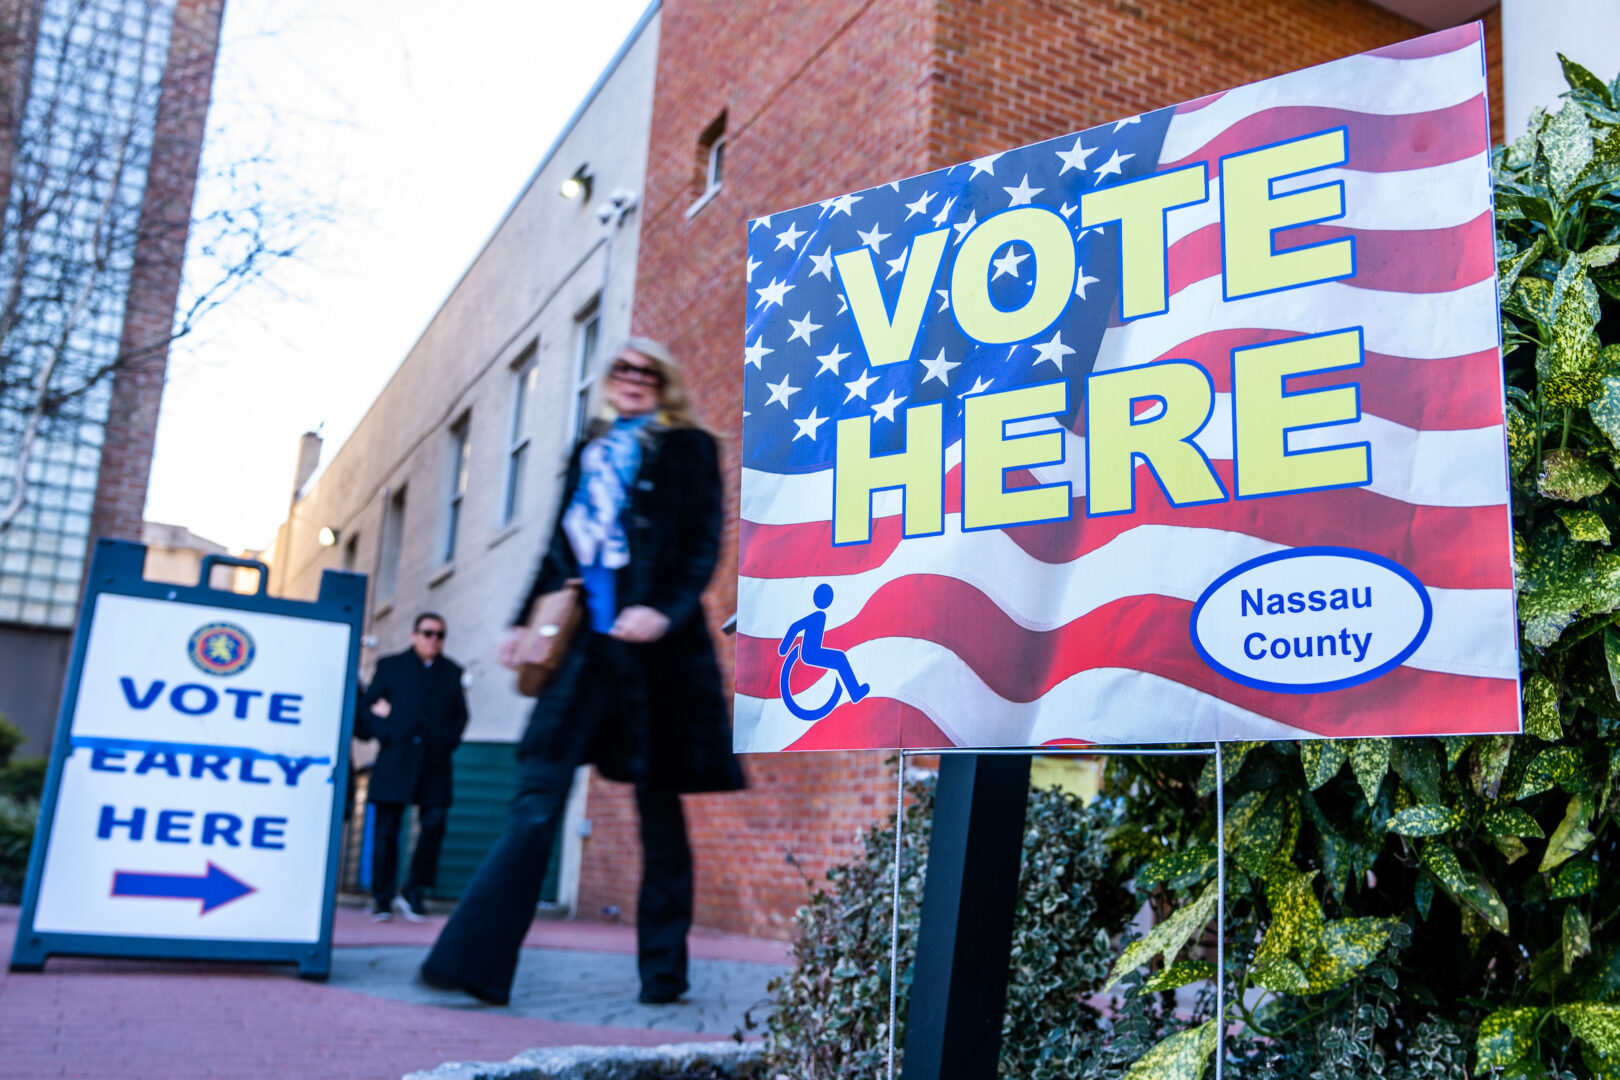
[589,336,703,431]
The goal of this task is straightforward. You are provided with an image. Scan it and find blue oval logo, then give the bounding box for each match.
[1189,546,1431,695]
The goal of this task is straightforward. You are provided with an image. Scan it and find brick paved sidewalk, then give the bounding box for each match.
[0,904,789,1080]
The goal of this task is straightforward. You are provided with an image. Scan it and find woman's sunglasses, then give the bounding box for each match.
[608,358,665,388]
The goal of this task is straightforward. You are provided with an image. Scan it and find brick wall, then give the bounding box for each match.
[603,0,1504,940]
[88,0,226,545]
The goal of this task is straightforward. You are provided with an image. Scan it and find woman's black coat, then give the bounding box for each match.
[513,421,745,795]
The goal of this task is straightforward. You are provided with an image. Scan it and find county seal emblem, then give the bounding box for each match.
[188,622,255,677]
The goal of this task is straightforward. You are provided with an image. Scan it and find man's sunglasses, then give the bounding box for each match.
[416,628,445,639]
[608,358,665,387]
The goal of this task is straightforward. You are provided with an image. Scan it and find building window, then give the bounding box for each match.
[377,487,406,607]
[572,300,601,442]
[687,111,726,217]
[442,413,471,564]
[503,345,538,526]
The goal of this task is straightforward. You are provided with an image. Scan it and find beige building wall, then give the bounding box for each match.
[266,8,661,908]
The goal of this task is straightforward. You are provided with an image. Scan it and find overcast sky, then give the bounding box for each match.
[142,0,652,552]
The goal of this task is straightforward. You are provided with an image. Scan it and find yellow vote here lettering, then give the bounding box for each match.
[1232,328,1369,499]
[1220,127,1353,299]
[963,381,1072,530]
[950,207,1075,344]
[835,229,949,368]
[1080,163,1207,320]
[1085,361,1226,516]
[833,403,945,545]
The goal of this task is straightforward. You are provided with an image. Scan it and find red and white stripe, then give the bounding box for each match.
[735,24,1515,752]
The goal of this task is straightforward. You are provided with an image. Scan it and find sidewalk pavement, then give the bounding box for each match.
[0,903,790,1080]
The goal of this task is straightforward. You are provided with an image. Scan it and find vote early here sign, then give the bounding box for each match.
[734,24,1519,752]
[27,588,352,948]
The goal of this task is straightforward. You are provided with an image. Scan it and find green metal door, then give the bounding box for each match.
[437,741,563,902]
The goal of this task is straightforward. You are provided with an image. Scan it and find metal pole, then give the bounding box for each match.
[889,752,906,1080]
[1214,740,1226,1080]
[900,753,1031,1080]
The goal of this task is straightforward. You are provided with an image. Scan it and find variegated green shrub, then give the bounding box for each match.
[1102,57,1620,1080]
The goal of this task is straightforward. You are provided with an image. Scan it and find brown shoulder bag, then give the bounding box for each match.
[513,579,584,697]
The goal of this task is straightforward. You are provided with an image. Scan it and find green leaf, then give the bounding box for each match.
[1541,792,1597,873]
[1392,740,1443,805]
[1494,834,1531,864]
[1138,845,1217,889]
[1139,960,1217,993]
[1543,100,1596,201]
[1298,740,1349,790]
[1302,917,1399,994]
[1561,53,1613,105]
[1558,1003,1620,1058]
[1385,805,1461,836]
[1440,736,1475,770]
[1251,870,1326,994]
[1559,508,1612,544]
[1519,746,1586,799]
[1347,738,1390,806]
[1421,842,1510,934]
[1477,1007,1546,1072]
[1104,881,1219,992]
[1540,449,1610,499]
[1565,905,1593,973]
[1225,791,1285,879]
[1499,235,1548,305]
[1482,806,1545,839]
[1474,735,1515,800]
[1603,629,1620,703]
[1590,376,1620,450]
[1414,874,1434,920]
[1550,859,1599,899]
[1525,673,1565,740]
[1196,741,1260,797]
[1120,1020,1217,1080]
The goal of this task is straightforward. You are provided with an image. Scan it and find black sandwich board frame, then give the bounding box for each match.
[8,539,365,979]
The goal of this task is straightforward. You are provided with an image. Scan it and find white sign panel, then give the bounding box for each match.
[30,593,351,943]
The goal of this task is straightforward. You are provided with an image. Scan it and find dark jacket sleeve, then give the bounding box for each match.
[449,666,470,749]
[646,428,723,628]
[352,680,373,742]
[512,449,585,627]
[358,658,398,743]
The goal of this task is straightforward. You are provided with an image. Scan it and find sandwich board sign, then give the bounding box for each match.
[10,539,363,978]
[735,22,1518,752]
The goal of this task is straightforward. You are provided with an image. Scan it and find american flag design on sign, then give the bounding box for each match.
[735,24,1519,752]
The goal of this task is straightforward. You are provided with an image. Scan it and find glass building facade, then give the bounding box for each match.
[0,0,177,627]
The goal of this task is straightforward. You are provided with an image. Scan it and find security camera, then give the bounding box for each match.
[595,204,615,225]
[609,190,637,212]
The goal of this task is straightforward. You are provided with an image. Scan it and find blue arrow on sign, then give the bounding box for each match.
[112,862,255,914]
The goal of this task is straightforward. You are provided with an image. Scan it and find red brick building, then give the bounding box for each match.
[0,0,226,755]
[578,0,1508,938]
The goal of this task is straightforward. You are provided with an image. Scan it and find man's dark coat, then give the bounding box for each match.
[514,422,745,795]
[359,650,470,805]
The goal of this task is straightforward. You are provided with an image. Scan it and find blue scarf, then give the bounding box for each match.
[563,415,652,631]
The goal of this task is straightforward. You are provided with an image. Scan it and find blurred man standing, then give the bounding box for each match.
[360,613,469,921]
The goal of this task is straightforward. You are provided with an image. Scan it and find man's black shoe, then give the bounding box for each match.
[638,984,688,1005]
[417,962,508,1006]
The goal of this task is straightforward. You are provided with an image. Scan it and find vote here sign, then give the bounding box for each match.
[735,23,1518,752]
[13,542,361,975]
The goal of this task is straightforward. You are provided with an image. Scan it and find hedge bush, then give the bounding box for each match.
[757,772,1170,1080]
[1095,56,1620,1080]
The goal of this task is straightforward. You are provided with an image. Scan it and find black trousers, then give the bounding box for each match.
[371,800,448,906]
[422,636,694,1004]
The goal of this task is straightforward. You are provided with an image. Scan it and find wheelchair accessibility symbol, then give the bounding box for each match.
[777,583,870,722]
